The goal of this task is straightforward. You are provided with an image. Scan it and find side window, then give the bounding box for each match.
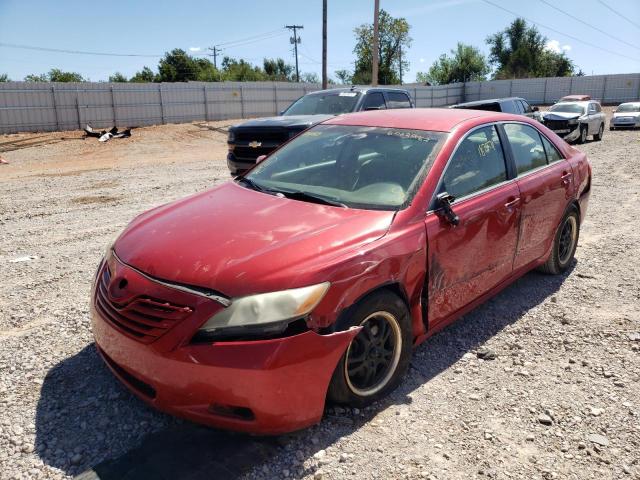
[588,103,596,114]
[503,123,548,175]
[385,92,412,109]
[502,101,518,114]
[540,135,563,163]
[520,100,532,113]
[595,103,602,113]
[362,92,386,110]
[440,125,507,200]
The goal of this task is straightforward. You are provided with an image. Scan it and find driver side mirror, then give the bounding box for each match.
[256,155,267,164]
[532,106,539,112]
[436,192,459,226]
[364,106,383,111]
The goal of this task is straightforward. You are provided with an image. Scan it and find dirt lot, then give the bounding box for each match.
[1,111,639,480]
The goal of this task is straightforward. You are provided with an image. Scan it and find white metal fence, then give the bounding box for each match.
[0,73,638,134]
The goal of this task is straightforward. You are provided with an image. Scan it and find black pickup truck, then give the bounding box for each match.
[226,86,414,175]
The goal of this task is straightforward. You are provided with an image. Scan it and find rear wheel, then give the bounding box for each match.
[327,291,412,407]
[594,123,604,141]
[539,208,580,275]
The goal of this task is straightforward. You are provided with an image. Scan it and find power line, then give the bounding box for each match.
[0,42,161,57]
[598,0,640,30]
[216,28,287,48]
[285,25,303,82]
[539,0,640,51]
[481,0,640,63]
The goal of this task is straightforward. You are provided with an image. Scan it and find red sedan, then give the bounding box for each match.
[91,108,591,434]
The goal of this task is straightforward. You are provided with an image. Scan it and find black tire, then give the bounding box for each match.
[594,123,604,141]
[609,126,615,131]
[538,208,580,275]
[327,291,412,407]
[577,125,587,144]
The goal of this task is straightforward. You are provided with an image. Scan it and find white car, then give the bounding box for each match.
[610,102,640,130]
[542,101,606,144]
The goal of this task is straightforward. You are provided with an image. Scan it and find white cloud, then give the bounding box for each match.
[189,47,202,52]
[420,58,425,63]
[545,40,572,54]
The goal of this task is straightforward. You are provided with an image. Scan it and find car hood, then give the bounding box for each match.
[232,114,335,130]
[542,111,582,121]
[613,111,640,118]
[114,182,395,297]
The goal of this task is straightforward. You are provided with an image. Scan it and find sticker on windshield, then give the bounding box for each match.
[338,92,358,97]
[478,140,496,157]
[385,130,433,142]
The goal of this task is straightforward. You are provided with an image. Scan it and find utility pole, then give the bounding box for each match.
[207,46,222,81]
[399,45,402,85]
[322,0,327,89]
[372,0,380,86]
[286,25,304,82]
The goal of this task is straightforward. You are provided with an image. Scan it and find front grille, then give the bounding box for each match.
[544,119,570,130]
[232,145,278,161]
[95,267,193,343]
[234,128,290,143]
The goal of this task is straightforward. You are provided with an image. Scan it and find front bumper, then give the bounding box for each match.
[226,153,256,175]
[92,288,359,434]
[611,117,640,128]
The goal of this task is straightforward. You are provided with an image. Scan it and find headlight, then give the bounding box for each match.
[197,282,330,336]
[227,130,235,142]
[568,119,579,125]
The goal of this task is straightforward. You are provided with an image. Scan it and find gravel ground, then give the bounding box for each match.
[0,112,639,480]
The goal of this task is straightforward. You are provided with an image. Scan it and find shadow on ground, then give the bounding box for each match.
[35,265,574,479]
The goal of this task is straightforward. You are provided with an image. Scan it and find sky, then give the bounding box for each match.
[1,0,639,83]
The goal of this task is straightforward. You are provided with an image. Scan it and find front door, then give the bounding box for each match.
[425,124,521,327]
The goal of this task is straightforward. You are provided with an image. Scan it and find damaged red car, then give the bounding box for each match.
[91,108,591,434]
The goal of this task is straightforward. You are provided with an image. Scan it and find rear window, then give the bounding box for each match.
[454,102,501,112]
[386,92,412,109]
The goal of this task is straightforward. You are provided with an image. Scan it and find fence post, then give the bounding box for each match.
[240,86,245,118]
[273,83,278,115]
[203,85,209,121]
[51,86,60,131]
[75,89,81,129]
[543,78,548,104]
[509,80,513,96]
[159,84,165,124]
[110,85,116,125]
[413,87,417,107]
[430,87,434,107]
[601,76,607,103]
[569,76,574,95]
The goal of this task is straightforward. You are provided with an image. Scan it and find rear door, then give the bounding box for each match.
[424,124,521,327]
[361,92,387,111]
[384,91,413,109]
[502,122,574,270]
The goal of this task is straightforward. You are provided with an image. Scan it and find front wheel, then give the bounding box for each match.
[594,124,604,141]
[578,125,587,144]
[539,208,580,275]
[327,291,412,407]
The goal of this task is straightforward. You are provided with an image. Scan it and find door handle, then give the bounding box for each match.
[504,197,520,208]
[561,171,573,185]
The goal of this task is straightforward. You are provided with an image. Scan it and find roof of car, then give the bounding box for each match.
[552,100,594,106]
[306,86,410,95]
[619,101,640,106]
[323,107,513,132]
[452,97,525,107]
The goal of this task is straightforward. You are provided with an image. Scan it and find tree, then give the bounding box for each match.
[24,73,47,82]
[221,57,266,81]
[300,72,320,83]
[352,9,411,85]
[487,18,575,78]
[423,43,490,85]
[158,49,200,82]
[47,69,84,82]
[109,72,128,82]
[334,69,352,85]
[130,66,157,83]
[0,73,10,82]
[415,72,431,85]
[263,58,294,81]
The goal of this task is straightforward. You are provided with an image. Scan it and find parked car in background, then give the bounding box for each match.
[226,87,414,175]
[542,101,605,143]
[610,102,640,130]
[92,108,591,434]
[558,94,591,102]
[450,97,542,122]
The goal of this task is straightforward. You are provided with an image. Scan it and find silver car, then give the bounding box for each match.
[611,102,640,130]
[542,101,606,144]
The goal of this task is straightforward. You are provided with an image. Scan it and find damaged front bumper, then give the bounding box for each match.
[543,120,581,142]
[92,302,360,434]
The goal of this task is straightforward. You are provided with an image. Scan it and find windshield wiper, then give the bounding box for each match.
[236,177,273,193]
[276,189,348,208]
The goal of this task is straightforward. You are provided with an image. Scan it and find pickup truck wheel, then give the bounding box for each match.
[578,126,587,144]
[594,124,604,141]
[609,126,615,131]
[327,291,412,407]
[538,208,580,275]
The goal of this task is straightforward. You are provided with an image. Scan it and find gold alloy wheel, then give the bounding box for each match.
[344,311,402,397]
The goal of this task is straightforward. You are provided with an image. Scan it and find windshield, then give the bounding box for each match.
[617,104,640,113]
[549,103,585,115]
[283,92,361,115]
[243,125,445,210]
